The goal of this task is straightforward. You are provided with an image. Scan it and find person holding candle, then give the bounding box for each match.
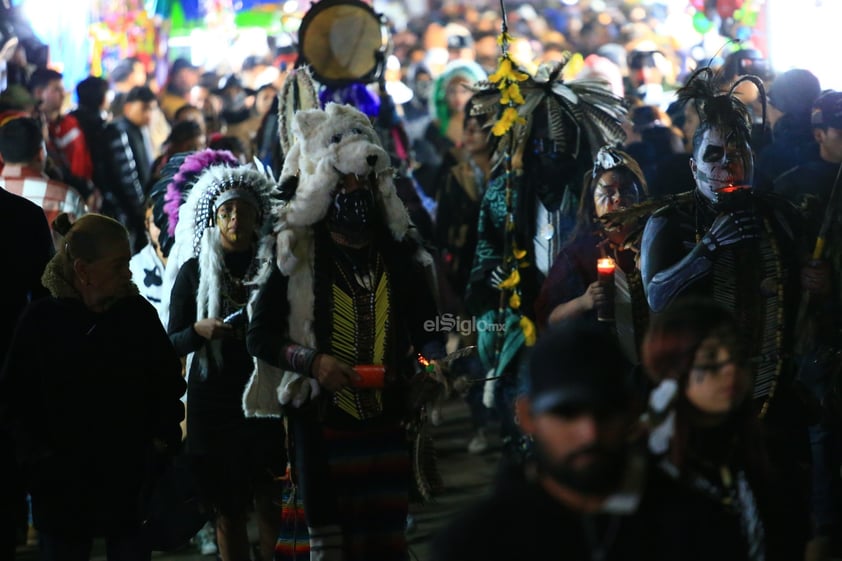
[242,103,446,561]
[535,146,649,348]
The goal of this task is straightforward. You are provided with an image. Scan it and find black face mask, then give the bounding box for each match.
[327,188,377,244]
[525,138,580,212]
[531,437,628,496]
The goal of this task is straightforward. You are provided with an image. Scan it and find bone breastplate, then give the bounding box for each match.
[712,217,783,417]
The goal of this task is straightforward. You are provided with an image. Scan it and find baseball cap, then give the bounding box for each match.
[0,84,37,110]
[811,90,842,129]
[170,57,199,76]
[526,319,634,415]
[213,74,257,96]
[767,68,821,115]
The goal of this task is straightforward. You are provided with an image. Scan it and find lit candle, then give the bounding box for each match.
[597,257,616,276]
[596,257,616,322]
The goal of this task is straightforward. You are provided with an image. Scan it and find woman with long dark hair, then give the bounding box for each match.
[535,145,648,345]
[642,297,808,561]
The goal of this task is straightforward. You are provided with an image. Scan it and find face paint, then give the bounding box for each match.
[216,199,258,247]
[592,170,641,219]
[692,126,754,206]
[685,337,750,415]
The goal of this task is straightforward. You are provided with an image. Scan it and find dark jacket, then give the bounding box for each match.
[432,457,799,561]
[0,293,185,535]
[102,117,151,251]
[246,227,446,424]
[169,254,285,455]
[0,189,53,556]
[755,113,820,192]
[70,105,108,192]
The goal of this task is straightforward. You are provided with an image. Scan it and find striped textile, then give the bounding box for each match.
[292,422,410,561]
[275,478,311,561]
[1,164,85,227]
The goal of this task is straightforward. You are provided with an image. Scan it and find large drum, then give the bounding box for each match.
[297,0,389,87]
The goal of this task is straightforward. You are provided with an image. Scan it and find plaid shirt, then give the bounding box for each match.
[1,164,86,228]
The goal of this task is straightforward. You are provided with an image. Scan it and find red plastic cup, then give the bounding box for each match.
[353,365,386,388]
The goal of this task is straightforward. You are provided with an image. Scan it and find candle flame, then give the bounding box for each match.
[597,257,616,274]
[716,184,750,194]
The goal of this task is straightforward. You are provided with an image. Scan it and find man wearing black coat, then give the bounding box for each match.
[101,85,156,253]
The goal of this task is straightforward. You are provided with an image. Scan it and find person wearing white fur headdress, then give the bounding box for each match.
[167,163,284,561]
[243,102,447,561]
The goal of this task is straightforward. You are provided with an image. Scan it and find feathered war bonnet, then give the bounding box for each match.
[178,163,278,324]
[156,150,242,319]
[148,149,241,259]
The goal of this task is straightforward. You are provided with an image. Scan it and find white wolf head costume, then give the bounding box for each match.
[243,102,431,416]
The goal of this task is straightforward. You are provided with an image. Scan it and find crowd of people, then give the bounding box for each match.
[0,1,841,560]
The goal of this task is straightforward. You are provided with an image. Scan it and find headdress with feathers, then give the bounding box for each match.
[677,66,765,153]
[148,149,240,259]
[469,53,628,172]
[600,66,766,249]
[168,164,279,377]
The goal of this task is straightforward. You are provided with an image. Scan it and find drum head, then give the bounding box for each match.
[299,0,386,87]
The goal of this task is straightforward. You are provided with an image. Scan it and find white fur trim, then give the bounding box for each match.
[279,142,300,185]
[242,359,285,417]
[278,102,411,238]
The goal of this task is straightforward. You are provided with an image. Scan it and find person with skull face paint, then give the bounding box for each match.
[638,68,812,512]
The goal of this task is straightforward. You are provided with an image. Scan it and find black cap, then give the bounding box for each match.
[628,50,660,70]
[812,90,842,129]
[170,57,199,75]
[447,34,473,50]
[213,74,257,96]
[768,68,821,115]
[527,319,633,415]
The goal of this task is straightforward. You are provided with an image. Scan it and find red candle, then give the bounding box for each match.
[596,258,616,322]
[353,365,386,388]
